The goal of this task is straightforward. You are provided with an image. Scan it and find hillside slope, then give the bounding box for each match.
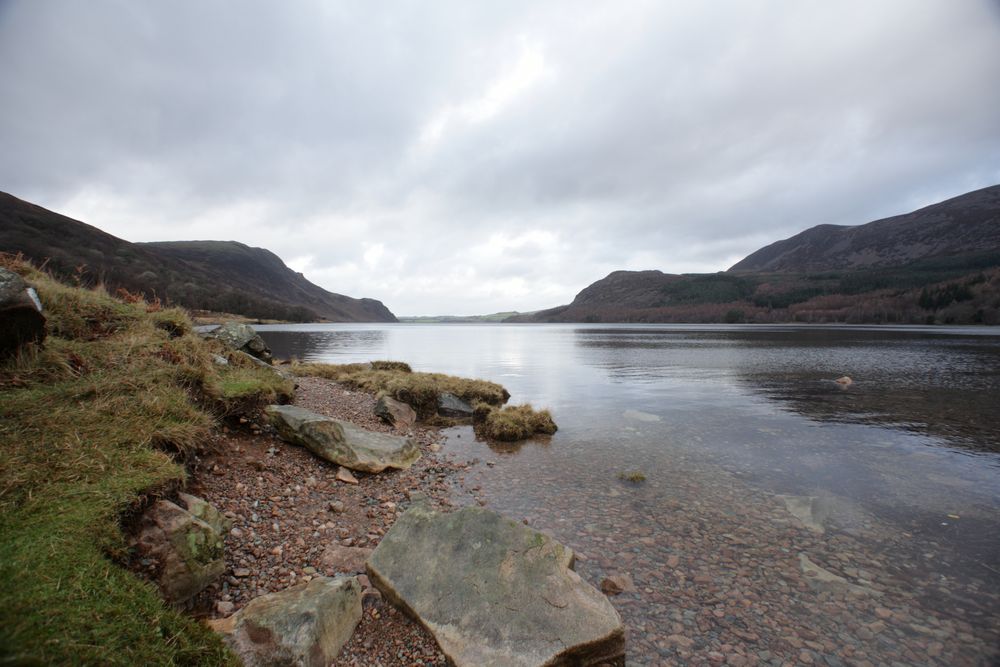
[729,184,1000,273]
[511,185,1000,325]
[0,192,396,322]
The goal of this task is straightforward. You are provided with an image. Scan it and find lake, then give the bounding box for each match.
[257,323,1000,665]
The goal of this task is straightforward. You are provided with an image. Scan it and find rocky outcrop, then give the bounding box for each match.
[437,392,474,419]
[209,576,362,666]
[0,267,45,356]
[208,322,272,362]
[266,405,420,473]
[374,395,416,431]
[132,497,226,604]
[367,505,625,666]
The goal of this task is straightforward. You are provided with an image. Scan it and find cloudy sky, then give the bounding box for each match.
[2,1,999,315]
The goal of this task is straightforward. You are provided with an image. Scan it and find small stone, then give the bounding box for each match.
[216,600,235,615]
[336,468,359,485]
[874,607,892,620]
[329,500,346,513]
[233,568,251,578]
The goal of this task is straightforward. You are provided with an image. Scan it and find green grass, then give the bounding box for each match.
[291,361,510,419]
[0,258,293,665]
[472,403,558,442]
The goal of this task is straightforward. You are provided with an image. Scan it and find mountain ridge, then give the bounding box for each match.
[0,191,396,322]
[510,184,1000,325]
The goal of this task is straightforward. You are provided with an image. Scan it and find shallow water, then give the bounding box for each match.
[259,323,1000,665]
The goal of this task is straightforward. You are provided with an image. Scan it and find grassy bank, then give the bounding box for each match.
[291,361,511,419]
[0,258,291,665]
[292,360,558,440]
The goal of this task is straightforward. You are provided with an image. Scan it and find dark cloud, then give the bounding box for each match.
[2,1,999,314]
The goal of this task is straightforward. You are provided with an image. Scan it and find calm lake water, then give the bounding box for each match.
[257,323,1000,665]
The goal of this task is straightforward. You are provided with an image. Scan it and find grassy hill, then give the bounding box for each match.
[0,192,396,323]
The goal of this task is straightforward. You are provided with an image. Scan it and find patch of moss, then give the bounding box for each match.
[618,470,647,483]
[473,403,558,442]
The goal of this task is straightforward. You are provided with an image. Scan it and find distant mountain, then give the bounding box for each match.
[729,184,1000,273]
[510,185,1000,325]
[398,311,529,323]
[0,192,396,322]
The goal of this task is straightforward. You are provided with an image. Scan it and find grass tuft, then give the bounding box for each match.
[292,361,509,418]
[618,470,647,483]
[473,403,558,442]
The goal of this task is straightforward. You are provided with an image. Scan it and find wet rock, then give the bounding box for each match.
[132,498,226,604]
[320,543,373,575]
[437,392,474,419]
[266,404,421,473]
[211,576,362,666]
[374,395,417,431]
[207,322,272,362]
[367,504,625,666]
[0,267,45,356]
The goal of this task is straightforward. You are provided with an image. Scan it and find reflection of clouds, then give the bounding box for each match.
[569,325,1000,452]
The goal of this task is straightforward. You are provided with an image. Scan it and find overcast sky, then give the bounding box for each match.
[2,1,999,315]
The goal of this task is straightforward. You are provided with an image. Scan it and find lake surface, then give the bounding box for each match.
[258,323,1000,665]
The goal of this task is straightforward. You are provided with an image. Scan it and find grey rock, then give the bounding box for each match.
[209,576,361,667]
[266,404,420,473]
[320,543,372,575]
[374,395,417,431]
[177,492,233,536]
[208,322,272,362]
[437,392,473,418]
[132,499,226,604]
[0,267,45,356]
[367,505,625,666]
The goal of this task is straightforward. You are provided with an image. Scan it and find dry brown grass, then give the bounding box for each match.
[291,361,509,418]
[473,403,558,442]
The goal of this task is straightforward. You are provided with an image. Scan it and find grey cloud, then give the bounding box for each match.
[1,1,999,315]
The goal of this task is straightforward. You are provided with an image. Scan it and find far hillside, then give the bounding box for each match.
[510,185,1000,325]
[0,192,396,322]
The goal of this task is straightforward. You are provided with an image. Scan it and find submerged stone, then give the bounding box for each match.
[367,505,625,666]
[266,404,420,472]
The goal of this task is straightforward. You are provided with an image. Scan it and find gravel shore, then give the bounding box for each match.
[188,377,458,665]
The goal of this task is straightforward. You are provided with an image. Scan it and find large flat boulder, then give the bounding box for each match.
[211,576,362,667]
[132,497,226,604]
[0,267,45,356]
[266,404,420,473]
[367,505,625,666]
